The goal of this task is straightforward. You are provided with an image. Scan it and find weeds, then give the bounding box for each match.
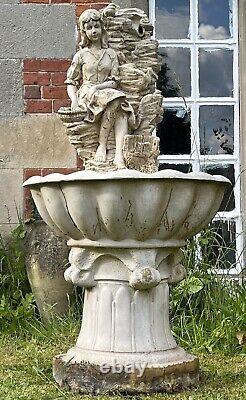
[0,223,36,331]
[171,225,246,354]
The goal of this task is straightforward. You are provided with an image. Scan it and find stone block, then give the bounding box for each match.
[0,169,23,224]
[0,0,19,3]
[0,5,76,59]
[113,0,149,14]
[0,59,23,116]
[0,114,77,169]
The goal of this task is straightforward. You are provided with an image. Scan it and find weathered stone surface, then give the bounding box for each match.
[0,115,77,169]
[0,169,23,224]
[0,5,76,59]
[25,221,74,322]
[0,60,23,116]
[0,0,19,4]
[113,0,149,15]
[53,354,199,394]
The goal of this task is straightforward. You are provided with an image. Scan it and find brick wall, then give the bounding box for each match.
[23,59,71,113]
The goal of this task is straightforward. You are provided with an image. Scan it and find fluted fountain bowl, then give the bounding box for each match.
[23,169,230,249]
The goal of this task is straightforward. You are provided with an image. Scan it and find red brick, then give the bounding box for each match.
[40,59,71,72]
[23,168,42,181]
[50,0,71,2]
[24,85,41,99]
[53,99,71,112]
[24,99,52,113]
[72,0,103,3]
[42,86,68,99]
[76,154,84,169]
[51,72,67,86]
[76,3,109,17]
[41,168,78,176]
[23,72,50,85]
[23,59,41,72]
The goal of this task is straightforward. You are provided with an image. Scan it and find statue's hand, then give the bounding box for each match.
[71,99,79,111]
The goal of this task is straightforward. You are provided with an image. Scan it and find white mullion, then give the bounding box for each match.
[199,155,237,162]
[149,0,155,39]
[191,0,200,166]
[233,0,242,275]
[158,40,192,46]
[158,155,196,163]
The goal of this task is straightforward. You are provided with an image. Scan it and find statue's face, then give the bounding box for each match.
[84,19,102,43]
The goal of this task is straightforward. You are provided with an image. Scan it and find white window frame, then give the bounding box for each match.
[150,0,243,275]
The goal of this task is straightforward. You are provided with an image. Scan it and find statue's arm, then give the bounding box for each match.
[67,85,79,110]
[65,52,82,110]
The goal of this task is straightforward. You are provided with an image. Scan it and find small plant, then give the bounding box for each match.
[170,225,246,354]
[0,222,36,332]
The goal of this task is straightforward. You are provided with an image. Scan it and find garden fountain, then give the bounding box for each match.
[23,3,230,394]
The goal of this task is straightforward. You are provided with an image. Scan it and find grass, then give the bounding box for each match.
[0,318,245,400]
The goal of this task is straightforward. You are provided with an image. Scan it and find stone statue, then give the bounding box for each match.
[66,8,135,169]
[58,3,163,172]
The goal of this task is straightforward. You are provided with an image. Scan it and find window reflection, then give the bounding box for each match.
[157,48,191,97]
[159,164,192,173]
[155,0,190,40]
[200,105,234,155]
[199,49,233,97]
[202,164,235,211]
[157,107,191,155]
[199,0,232,39]
[205,220,236,270]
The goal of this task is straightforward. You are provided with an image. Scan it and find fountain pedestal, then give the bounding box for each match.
[53,245,199,394]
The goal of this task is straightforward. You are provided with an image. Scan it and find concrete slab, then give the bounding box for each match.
[0,59,23,116]
[0,5,76,59]
[0,169,23,224]
[0,114,77,169]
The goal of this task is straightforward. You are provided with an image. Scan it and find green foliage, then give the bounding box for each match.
[0,223,35,331]
[171,227,246,354]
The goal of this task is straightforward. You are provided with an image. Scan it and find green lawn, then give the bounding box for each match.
[0,324,245,400]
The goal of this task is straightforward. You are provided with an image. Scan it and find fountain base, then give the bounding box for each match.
[53,350,199,394]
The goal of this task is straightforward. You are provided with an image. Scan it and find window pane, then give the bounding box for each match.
[157,107,191,155]
[157,48,191,97]
[199,105,234,155]
[202,164,235,212]
[199,49,233,97]
[159,164,192,173]
[199,0,232,39]
[155,0,190,40]
[204,220,236,270]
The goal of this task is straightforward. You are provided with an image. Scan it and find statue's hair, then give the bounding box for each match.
[78,9,108,49]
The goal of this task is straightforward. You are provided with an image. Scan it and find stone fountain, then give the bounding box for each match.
[23,3,230,394]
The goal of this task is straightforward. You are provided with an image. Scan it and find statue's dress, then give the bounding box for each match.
[65,47,135,126]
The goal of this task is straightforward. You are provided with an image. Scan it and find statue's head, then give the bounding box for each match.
[79,9,108,49]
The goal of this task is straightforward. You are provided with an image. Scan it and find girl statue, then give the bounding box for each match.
[65,9,135,169]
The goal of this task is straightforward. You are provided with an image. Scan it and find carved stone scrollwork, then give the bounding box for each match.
[64,246,187,291]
